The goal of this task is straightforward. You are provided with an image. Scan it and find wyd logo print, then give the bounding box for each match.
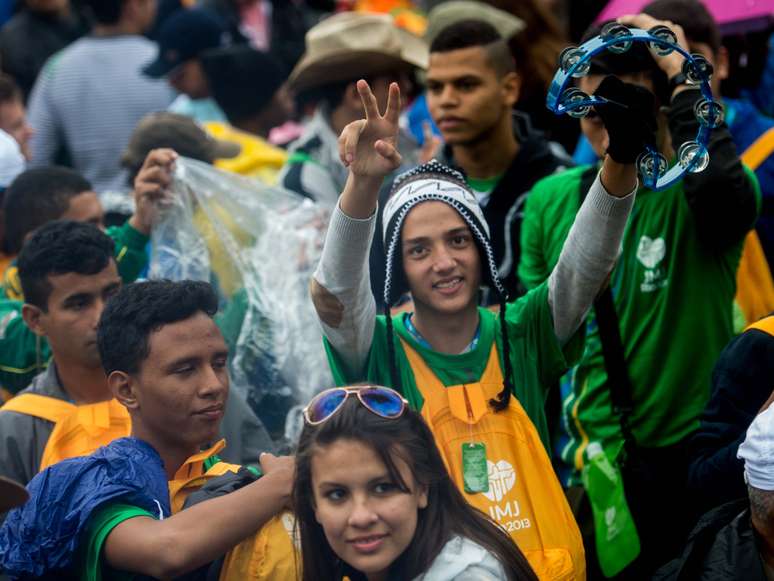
[482,459,516,502]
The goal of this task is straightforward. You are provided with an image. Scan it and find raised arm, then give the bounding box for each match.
[311,80,402,376]
[102,453,293,580]
[548,75,649,343]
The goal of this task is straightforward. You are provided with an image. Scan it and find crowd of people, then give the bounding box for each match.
[0,0,772,579]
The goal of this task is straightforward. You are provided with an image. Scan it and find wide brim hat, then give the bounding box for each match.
[0,476,28,511]
[289,12,428,93]
[425,1,526,45]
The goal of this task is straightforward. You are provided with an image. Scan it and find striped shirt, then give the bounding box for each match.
[27,35,175,193]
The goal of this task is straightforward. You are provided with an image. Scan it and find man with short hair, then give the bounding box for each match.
[0,74,33,160]
[27,0,175,192]
[279,11,426,208]
[0,279,295,580]
[426,19,573,298]
[143,8,231,123]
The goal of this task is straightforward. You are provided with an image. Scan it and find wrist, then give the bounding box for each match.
[340,172,382,219]
[128,214,151,236]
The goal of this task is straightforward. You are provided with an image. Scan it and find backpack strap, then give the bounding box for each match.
[0,393,75,423]
[578,166,639,452]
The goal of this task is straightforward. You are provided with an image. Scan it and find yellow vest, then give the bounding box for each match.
[401,339,586,581]
[0,393,131,470]
[169,440,298,581]
[736,129,774,326]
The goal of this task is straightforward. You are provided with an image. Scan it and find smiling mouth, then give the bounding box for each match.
[348,534,388,553]
[433,277,464,293]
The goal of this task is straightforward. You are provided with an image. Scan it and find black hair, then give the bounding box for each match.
[429,20,516,77]
[293,393,537,581]
[83,0,124,25]
[383,162,515,412]
[18,221,114,310]
[0,74,21,105]
[643,0,721,54]
[581,22,670,104]
[98,280,219,375]
[3,166,94,255]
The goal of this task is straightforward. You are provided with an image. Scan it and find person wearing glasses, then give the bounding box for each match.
[294,384,538,580]
[311,77,651,579]
[0,280,295,580]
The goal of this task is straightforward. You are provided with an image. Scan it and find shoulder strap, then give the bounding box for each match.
[741,127,774,172]
[0,393,75,423]
[746,314,774,336]
[578,168,639,451]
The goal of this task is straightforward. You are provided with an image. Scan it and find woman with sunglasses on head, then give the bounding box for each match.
[294,384,538,581]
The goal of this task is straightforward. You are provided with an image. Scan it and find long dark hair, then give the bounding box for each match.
[292,394,537,581]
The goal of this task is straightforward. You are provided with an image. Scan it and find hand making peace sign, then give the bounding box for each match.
[338,79,402,179]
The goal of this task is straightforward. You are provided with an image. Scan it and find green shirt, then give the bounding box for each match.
[518,165,761,474]
[78,503,154,581]
[325,282,583,450]
[0,222,149,397]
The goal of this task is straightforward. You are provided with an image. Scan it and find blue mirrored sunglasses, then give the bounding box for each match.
[303,386,408,425]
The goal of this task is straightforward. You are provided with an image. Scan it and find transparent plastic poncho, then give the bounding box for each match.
[149,158,332,438]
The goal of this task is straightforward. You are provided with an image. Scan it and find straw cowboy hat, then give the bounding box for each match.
[289,12,428,93]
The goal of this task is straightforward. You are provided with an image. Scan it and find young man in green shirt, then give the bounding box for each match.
[0,149,177,397]
[311,73,652,577]
[517,13,760,576]
[0,280,294,580]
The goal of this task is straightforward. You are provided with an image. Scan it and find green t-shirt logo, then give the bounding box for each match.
[637,236,668,292]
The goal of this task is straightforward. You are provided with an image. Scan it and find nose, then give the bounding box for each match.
[432,246,456,273]
[347,495,379,528]
[438,85,458,108]
[198,363,228,401]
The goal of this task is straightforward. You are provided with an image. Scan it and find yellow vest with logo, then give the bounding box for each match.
[401,340,585,581]
[0,393,131,470]
[169,440,298,581]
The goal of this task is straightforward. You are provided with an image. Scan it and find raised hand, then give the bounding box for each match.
[338,79,402,179]
[130,148,178,235]
[617,14,688,79]
[593,75,657,165]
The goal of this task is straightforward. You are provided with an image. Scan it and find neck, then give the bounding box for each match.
[92,22,140,37]
[55,357,112,404]
[131,422,197,479]
[450,117,518,179]
[412,303,480,354]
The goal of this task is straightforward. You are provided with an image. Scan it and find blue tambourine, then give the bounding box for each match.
[546,23,724,191]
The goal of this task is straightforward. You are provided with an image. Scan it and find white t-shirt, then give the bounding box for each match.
[412,536,508,580]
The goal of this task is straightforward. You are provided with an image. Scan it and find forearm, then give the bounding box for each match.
[105,470,289,579]
[548,167,636,343]
[669,89,758,249]
[312,199,377,375]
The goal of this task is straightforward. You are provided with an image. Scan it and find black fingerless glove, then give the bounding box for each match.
[593,75,658,164]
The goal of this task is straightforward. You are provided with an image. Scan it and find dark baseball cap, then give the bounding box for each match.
[143,9,227,78]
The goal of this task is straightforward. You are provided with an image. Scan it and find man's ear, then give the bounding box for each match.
[108,371,139,410]
[21,303,46,337]
[501,71,521,108]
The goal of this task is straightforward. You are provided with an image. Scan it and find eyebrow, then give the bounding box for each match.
[405,227,470,245]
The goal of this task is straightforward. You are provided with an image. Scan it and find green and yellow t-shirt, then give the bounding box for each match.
[325,282,583,451]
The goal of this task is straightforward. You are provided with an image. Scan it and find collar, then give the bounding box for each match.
[171,439,227,481]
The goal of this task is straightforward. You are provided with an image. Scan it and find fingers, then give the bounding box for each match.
[374,139,402,168]
[617,14,689,54]
[357,79,380,120]
[140,147,178,172]
[338,120,365,166]
[384,82,402,125]
[259,452,295,474]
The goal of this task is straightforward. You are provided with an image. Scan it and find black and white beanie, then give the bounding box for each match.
[381,160,514,411]
[381,160,508,308]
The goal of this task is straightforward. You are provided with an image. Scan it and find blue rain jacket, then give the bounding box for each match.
[0,437,170,579]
